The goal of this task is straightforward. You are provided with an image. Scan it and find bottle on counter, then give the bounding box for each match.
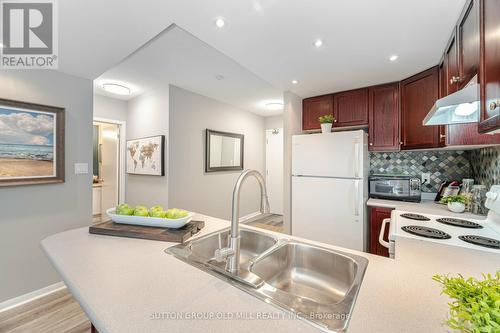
[461,179,474,212]
[472,184,487,215]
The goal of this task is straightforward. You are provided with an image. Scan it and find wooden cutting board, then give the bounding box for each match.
[89,220,205,243]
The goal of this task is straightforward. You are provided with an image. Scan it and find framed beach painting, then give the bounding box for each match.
[126,135,165,176]
[0,98,65,187]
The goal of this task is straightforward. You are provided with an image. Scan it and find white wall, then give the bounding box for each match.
[169,85,265,220]
[0,70,93,302]
[94,94,127,122]
[265,115,283,129]
[126,87,169,208]
[283,91,302,234]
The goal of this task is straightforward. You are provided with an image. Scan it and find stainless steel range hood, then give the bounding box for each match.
[423,76,479,126]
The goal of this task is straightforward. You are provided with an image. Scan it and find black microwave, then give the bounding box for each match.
[369,175,421,202]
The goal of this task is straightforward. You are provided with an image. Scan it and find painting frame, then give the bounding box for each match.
[0,98,65,187]
[205,129,244,173]
[126,135,165,176]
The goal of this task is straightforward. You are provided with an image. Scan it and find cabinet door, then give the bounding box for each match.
[302,95,334,131]
[400,67,440,149]
[458,0,480,89]
[368,83,400,151]
[479,0,500,133]
[445,31,460,94]
[333,88,369,127]
[369,207,393,257]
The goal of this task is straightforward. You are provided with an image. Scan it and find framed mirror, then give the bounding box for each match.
[205,129,244,172]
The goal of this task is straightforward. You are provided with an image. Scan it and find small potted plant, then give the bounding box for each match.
[440,195,466,213]
[318,114,335,134]
[433,272,500,333]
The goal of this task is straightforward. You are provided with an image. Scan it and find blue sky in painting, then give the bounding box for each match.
[0,107,55,146]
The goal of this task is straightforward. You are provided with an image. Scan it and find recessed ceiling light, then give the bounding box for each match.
[102,83,131,96]
[291,80,298,85]
[389,55,399,62]
[265,102,284,111]
[215,18,226,28]
[314,39,323,48]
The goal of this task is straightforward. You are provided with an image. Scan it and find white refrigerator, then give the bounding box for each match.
[292,130,368,252]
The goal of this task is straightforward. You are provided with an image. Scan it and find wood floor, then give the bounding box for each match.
[0,288,91,333]
[245,213,284,233]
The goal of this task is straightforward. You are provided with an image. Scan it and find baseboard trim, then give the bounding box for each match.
[239,211,261,223]
[0,281,66,313]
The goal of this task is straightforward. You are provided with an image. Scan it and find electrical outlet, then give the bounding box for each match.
[422,172,431,184]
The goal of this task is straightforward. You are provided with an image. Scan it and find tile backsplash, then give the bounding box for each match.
[470,146,500,190]
[370,150,471,192]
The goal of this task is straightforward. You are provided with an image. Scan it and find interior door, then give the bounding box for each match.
[266,128,283,215]
[100,123,120,219]
[292,176,364,251]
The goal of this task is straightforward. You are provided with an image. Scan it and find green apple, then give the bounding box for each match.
[164,208,189,219]
[133,205,149,217]
[150,209,165,218]
[116,203,134,215]
[149,205,164,215]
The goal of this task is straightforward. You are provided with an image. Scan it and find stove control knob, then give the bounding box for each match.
[486,192,498,200]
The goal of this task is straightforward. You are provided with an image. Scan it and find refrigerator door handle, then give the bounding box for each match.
[354,141,360,178]
[354,179,360,217]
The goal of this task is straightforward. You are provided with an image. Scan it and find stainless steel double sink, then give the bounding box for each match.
[166,227,368,332]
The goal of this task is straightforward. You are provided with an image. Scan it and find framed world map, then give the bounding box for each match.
[126,135,165,176]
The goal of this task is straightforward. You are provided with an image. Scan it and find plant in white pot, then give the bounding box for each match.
[440,195,466,213]
[319,114,335,134]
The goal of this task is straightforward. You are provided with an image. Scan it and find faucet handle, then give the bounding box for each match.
[214,247,235,262]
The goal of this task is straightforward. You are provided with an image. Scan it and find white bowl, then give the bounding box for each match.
[447,202,465,213]
[106,208,193,229]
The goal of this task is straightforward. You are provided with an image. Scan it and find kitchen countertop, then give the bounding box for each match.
[41,213,498,333]
[367,198,487,220]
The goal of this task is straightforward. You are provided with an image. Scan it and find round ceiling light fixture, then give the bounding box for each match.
[265,102,284,111]
[291,79,298,85]
[389,55,399,62]
[215,18,226,28]
[314,39,323,48]
[102,83,131,96]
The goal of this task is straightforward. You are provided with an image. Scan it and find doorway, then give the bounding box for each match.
[265,128,284,215]
[92,119,125,223]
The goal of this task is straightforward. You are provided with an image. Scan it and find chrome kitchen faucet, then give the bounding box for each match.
[215,169,270,273]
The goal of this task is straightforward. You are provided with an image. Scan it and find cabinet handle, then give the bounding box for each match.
[440,134,446,140]
[489,100,500,111]
[369,142,373,146]
[450,76,462,84]
[399,141,403,145]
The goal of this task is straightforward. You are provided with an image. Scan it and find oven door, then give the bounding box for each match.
[370,179,410,199]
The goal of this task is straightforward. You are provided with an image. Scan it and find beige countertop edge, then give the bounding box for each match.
[41,213,496,333]
[366,198,487,220]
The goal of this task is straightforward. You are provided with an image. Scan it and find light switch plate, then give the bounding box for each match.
[74,163,89,174]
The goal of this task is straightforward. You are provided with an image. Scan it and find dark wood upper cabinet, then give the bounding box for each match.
[458,0,480,89]
[400,67,440,150]
[333,88,369,127]
[446,0,500,143]
[302,95,334,131]
[478,0,500,133]
[368,83,400,151]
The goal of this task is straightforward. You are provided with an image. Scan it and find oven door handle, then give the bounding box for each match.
[379,218,391,249]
